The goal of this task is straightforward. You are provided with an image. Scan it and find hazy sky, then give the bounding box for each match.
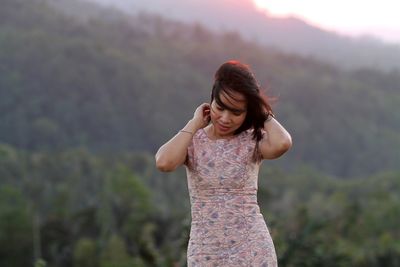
[253,0,400,43]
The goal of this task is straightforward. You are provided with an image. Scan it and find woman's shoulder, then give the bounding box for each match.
[193,128,207,142]
[240,128,257,142]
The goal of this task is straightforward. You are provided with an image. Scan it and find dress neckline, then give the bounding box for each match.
[200,127,244,142]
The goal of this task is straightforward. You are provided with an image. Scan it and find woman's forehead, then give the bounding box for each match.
[217,90,247,111]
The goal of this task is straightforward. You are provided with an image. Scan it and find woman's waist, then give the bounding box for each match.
[190,208,266,232]
[189,187,257,199]
[190,197,261,221]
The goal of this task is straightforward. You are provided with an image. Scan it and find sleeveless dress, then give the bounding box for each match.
[185,128,278,267]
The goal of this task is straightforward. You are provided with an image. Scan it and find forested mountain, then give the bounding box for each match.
[1,1,400,267]
[1,144,399,267]
[88,0,400,71]
[1,0,399,177]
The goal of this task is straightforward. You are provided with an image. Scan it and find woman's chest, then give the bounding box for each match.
[190,141,256,188]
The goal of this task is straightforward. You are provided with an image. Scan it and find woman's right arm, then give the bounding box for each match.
[155,103,210,172]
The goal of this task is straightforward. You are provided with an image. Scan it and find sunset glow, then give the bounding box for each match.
[252,0,400,42]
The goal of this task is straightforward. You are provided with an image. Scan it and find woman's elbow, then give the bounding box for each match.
[282,134,293,151]
[155,156,178,172]
[270,136,293,159]
[280,134,293,154]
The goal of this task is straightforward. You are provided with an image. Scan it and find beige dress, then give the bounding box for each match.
[185,128,278,267]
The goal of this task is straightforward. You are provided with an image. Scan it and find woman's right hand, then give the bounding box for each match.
[192,103,211,130]
[155,102,211,172]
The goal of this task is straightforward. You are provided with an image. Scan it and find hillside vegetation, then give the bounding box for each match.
[1,0,399,177]
[0,1,400,266]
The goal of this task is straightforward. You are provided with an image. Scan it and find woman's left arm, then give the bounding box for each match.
[258,117,292,159]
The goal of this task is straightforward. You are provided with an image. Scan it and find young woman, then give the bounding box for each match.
[156,60,292,266]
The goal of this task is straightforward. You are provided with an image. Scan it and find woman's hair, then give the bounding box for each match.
[211,60,273,142]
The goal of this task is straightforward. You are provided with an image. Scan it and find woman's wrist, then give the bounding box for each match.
[182,119,201,134]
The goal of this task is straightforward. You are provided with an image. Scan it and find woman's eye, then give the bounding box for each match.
[233,112,242,116]
[216,106,224,111]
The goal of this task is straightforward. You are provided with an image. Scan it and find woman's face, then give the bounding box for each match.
[210,90,247,138]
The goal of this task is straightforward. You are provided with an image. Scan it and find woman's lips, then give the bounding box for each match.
[217,122,230,132]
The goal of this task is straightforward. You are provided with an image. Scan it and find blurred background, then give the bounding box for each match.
[1,0,399,266]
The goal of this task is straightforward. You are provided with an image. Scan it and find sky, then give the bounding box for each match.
[253,0,400,43]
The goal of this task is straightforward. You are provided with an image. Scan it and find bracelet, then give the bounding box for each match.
[179,130,194,135]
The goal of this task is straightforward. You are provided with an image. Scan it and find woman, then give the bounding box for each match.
[156,60,292,266]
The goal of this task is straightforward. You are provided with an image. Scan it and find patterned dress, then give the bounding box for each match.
[185,128,277,267]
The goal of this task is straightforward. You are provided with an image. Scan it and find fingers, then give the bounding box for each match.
[203,111,211,124]
[193,103,211,128]
[196,103,209,115]
[202,104,211,120]
[200,102,210,109]
[203,106,210,116]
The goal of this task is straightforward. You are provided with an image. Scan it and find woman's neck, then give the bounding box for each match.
[205,124,235,140]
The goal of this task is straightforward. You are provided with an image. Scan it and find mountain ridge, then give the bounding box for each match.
[85,0,400,71]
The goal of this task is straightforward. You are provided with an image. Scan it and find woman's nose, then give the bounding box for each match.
[220,110,230,122]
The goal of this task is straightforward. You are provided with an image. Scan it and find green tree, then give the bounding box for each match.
[0,185,33,266]
[100,234,144,267]
[73,238,98,267]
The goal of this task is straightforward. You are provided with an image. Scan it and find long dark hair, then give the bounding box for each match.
[211,60,273,142]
